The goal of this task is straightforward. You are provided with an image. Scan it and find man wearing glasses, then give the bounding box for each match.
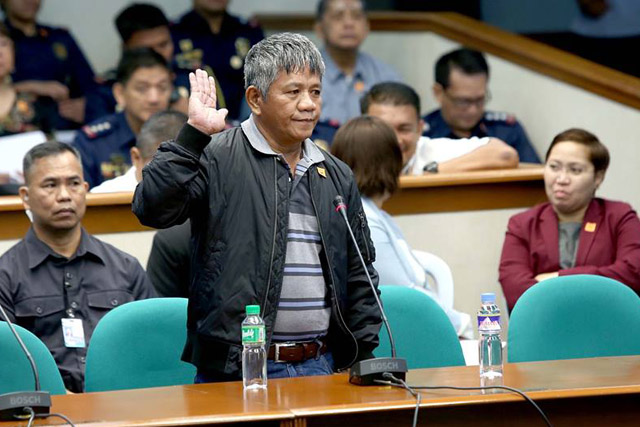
[424,48,541,164]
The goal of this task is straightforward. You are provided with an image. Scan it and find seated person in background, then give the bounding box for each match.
[73,48,172,188]
[87,3,191,122]
[0,141,155,392]
[362,81,518,174]
[312,0,401,146]
[2,0,96,128]
[171,0,264,122]
[499,128,640,312]
[423,48,540,163]
[0,22,56,137]
[567,0,640,76]
[331,115,471,336]
[91,110,187,193]
[147,220,191,298]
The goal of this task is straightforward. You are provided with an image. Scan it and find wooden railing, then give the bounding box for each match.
[0,166,544,239]
[257,12,640,110]
[0,193,151,240]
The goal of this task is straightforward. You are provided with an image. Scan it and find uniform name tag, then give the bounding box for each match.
[61,318,86,348]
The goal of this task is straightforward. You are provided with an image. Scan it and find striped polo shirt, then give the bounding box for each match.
[241,117,330,343]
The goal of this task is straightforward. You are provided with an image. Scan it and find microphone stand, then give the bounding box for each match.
[0,303,52,420]
[333,196,408,386]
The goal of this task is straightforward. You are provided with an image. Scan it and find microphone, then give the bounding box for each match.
[0,303,51,421]
[333,195,407,386]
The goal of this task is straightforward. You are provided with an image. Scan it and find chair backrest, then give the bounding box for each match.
[374,286,465,369]
[508,275,640,363]
[0,322,66,395]
[84,298,196,392]
[411,250,454,310]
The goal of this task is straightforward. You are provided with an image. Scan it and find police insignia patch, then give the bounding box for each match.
[235,38,250,57]
[230,55,243,70]
[179,39,193,52]
[52,42,68,60]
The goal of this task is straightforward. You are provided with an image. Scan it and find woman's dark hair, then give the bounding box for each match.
[546,128,610,173]
[331,116,402,198]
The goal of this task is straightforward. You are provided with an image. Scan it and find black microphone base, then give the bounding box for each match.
[349,357,408,386]
[0,391,51,420]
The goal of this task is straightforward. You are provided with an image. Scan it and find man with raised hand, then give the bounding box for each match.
[133,33,381,383]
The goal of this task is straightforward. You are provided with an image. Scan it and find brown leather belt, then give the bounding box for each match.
[267,338,328,363]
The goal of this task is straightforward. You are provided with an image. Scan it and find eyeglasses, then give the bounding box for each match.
[444,89,491,109]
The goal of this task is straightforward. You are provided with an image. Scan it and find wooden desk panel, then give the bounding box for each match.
[0,167,544,239]
[385,166,545,215]
[3,356,639,426]
[0,193,151,240]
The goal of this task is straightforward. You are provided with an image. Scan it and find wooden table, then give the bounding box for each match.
[0,166,544,240]
[3,355,639,426]
[384,165,546,215]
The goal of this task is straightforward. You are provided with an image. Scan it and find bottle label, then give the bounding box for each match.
[242,325,265,344]
[477,315,500,331]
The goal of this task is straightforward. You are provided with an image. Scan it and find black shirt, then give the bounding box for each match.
[147,221,191,298]
[0,228,155,392]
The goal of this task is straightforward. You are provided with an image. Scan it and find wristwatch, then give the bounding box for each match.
[423,161,439,173]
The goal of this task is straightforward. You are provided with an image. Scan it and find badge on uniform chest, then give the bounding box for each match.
[61,318,86,348]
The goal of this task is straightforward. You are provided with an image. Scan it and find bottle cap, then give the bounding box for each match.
[246,305,260,315]
[481,293,496,304]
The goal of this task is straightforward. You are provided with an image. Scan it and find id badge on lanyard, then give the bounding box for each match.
[61,317,86,348]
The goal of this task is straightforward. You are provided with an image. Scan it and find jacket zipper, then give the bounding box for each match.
[309,173,359,371]
[358,211,372,263]
[261,158,279,324]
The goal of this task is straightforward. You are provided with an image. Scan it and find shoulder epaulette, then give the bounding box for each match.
[81,120,114,139]
[484,111,517,125]
[95,68,117,85]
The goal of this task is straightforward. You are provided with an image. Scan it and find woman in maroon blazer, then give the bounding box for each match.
[499,128,640,312]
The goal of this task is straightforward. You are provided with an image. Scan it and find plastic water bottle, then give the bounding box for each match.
[242,305,267,390]
[477,293,503,385]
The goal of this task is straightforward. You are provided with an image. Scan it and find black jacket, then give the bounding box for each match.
[133,124,382,377]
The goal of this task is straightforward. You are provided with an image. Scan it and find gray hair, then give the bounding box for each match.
[244,32,325,99]
[137,110,188,159]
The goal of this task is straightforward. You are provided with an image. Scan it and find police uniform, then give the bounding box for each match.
[311,120,341,151]
[422,109,541,163]
[72,112,135,188]
[6,20,96,129]
[170,10,264,121]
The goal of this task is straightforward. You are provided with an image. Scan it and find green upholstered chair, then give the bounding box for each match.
[508,275,640,363]
[84,298,196,392]
[0,322,66,395]
[374,285,465,369]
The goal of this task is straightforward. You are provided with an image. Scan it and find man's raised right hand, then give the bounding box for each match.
[187,69,228,135]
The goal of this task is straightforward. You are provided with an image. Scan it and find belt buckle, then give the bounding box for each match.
[274,342,297,363]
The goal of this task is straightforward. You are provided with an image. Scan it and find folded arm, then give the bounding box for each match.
[438,138,519,173]
[560,209,640,292]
